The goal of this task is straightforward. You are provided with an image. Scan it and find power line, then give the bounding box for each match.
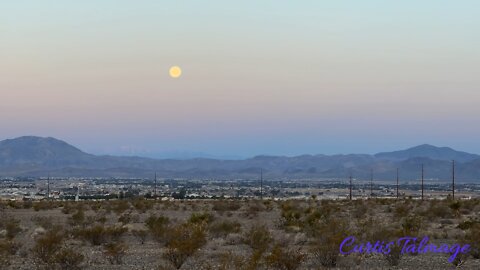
[260,168,263,200]
[349,174,353,200]
[452,160,455,200]
[154,172,157,197]
[47,173,50,201]
[396,168,399,200]
[370,168,373,197]
[421,164,424,201]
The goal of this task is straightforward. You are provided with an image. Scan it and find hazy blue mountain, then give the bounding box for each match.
[0,136,94,167]
[0,136,479,181]
[374,144,480,162]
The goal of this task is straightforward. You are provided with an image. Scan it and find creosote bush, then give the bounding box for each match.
[145,214,170,242]
[401,214,423,236]
[163,222,207,269]
[74,225,127,245]
[242,224,271,252]
[209,220,241,238]
[103,241,128,265]
[32,227,65,264]
[265,244,305,270]
[212,201,241,213]
[3,218,22,240]
[188,212,214,225]
[54,247,85,270]
[132,229,148,244]
[385,244,403,266]
[310,218,348,268]
[0,239,20,267]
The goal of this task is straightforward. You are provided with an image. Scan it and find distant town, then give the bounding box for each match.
[1,177,479,201]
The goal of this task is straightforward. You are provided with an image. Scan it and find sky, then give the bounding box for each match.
[1,1,479,158]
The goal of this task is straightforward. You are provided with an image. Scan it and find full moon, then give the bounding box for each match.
[169,66,182,78]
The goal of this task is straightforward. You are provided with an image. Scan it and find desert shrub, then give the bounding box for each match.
[356,218,397,243]
[145,214,170,242]
[132,198,154,213]
[384,244,403,266]
[450,251,468,267]
[103,241,127,264]
[6,201,22,209]
[0,253,10,268]
[393,202,411,218]
[74,225,107,245]
[352,201,368,218]
[112,200,130,215]
[108,226,128,241]
[401,215,423,235]
[189,212,214,225]
[22,200,33,209]
[54,247,84,270]
[61,203,75,214]
[265,244,305,270]
[458,218,479,230]
[118,213,132,224]
[280,201,335,233]
[212,201,241,212]
[214,251,248,270]
[32,227,64,264]
[0,239,20,267]
[242,224,272,252]
[244,202,266,218]
[310,218,348,268]
[69,209,86,227]
[209,220,241,238]
[2,218,22,240]
[304,208,324,228]
[464,224,480,259]
[449,201,462,217]
[32,216,53,229]
[33,201,57,211]
[95,212,108,224]
[461,199,479,212]
[279,201,304,228]
[263,200,274,211]
[74,225,127,245]
[89,201,102,212]
[132,229,148,244]
[163,223,207,269]
[244,249,265,270]
[0,240,20,256]
[425,202,453,219]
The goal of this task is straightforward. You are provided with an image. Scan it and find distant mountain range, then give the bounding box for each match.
[1,136,480,182]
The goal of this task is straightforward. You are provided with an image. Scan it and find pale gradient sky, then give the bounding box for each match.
[1,1,479,158]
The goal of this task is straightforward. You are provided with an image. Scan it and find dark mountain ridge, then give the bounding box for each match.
[375,144,479,162]
[0,136,479,181]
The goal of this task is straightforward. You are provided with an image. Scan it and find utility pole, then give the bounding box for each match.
[47,174,50,201]
[154,172,157,198]
[396,168,399,200]
[421,164,424,201]
[260,169,263,200]
[370,168,373,197]
[75,185,80,202]
[349,175,353,200]
[452,160,455,200]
